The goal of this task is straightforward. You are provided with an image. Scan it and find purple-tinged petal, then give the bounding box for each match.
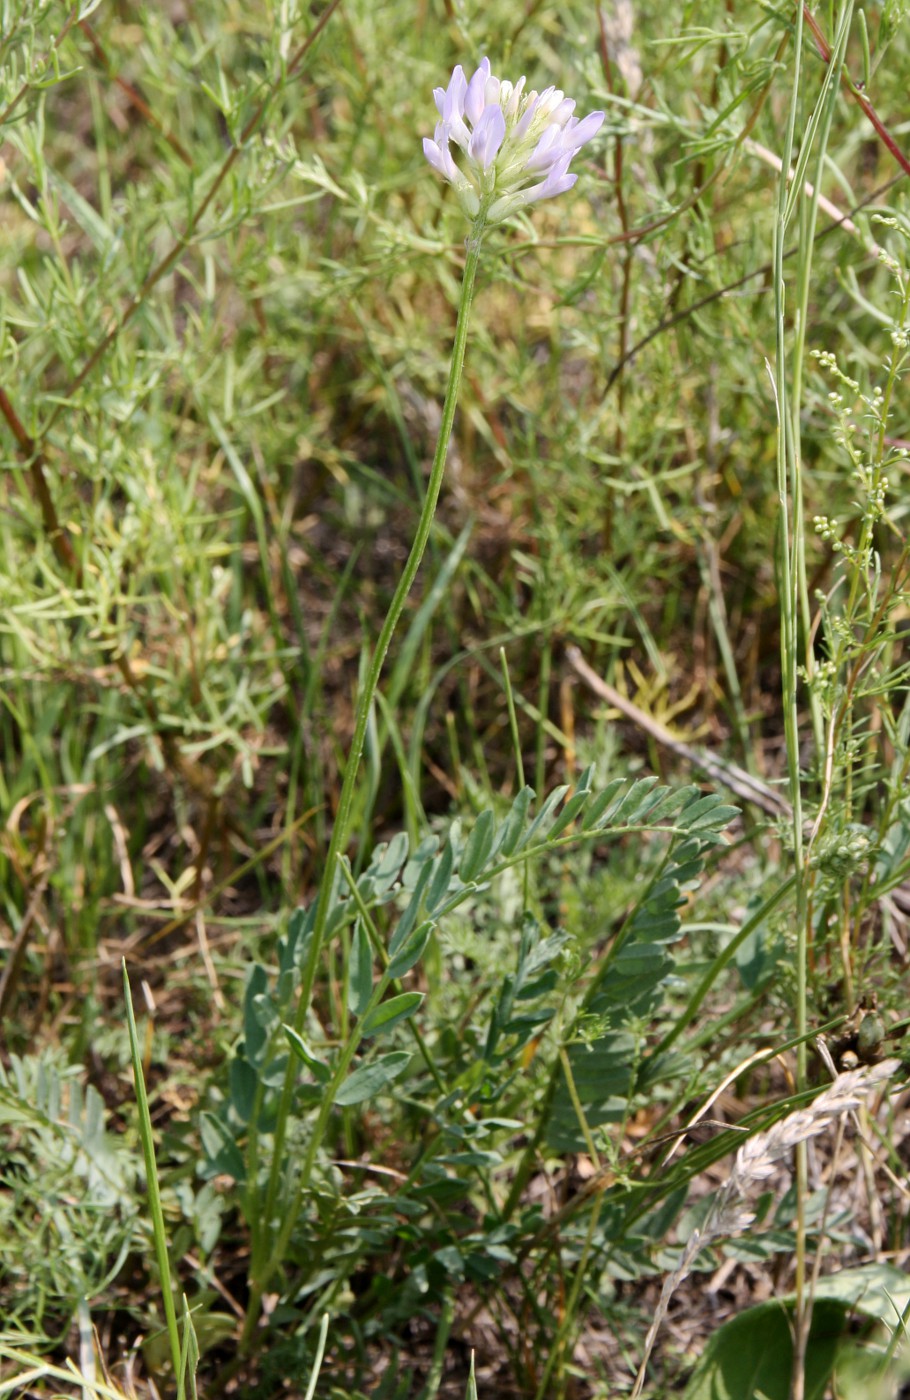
[522,167,577,205]
[469,104,506,169]
[550,97,576,128]
[565,110,604,149]
[423,137,459,182]
[442,65,467,125]
[484,75,501,108]
[503,75,526,118]
[513,94,540,140]
[465,57,492,125]
[433,87,446,116]
[525,124,563,172]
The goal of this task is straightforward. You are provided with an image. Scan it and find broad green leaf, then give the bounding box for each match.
[547,785,594,840]
[348,920,373,1017]
[516,785,570,851]
[387,920,434,978]
[283,1026,331,1083]
[401,833,441,888]
[371,831,410,895]
[460,809,495,882]
[812,1261,910,1323]
[334,1051,411,1106]
[580,778,626,830]
[595,778,653,827]
[361,991,423,1038]
[619,776,663,822]
[242,964,270,1064]
[681,792,740,829]
[494,786,534,856]
[426,838,455,912]
[681,1299,846,1400]
[389,858,434,955]
[199,1112,245,1182]
[281,904,316,975]
[229,1055,258,1123]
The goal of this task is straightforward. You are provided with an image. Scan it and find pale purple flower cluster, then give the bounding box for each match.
[423,58,604,223]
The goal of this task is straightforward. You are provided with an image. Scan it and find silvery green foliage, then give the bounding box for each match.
[0,1053,138,1329]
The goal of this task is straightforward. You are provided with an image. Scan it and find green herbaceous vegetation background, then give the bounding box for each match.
[2,1,910,1397]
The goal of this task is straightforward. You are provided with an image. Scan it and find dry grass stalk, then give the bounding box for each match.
[629,1060,899,1397]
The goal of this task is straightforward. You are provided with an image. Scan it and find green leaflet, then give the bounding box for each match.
[361,992,424,1038]
[349,919,374,1017]
[335,1052,411,1107]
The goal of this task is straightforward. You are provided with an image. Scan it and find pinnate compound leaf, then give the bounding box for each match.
[546,785,594,840]
[580,778,627,830]
[516,785,571,851]
[335,1052,411,1107]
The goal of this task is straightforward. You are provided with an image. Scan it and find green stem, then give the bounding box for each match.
[122,963,183,1380]
[241,213,488,1346]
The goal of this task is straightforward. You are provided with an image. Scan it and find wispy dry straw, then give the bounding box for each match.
[629,1060,898,1398]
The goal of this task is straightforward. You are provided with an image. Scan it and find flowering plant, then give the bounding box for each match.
[423,57,604,223]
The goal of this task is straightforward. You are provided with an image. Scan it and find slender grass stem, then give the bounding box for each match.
[122,963,183,1383]
[771,10,807,1397]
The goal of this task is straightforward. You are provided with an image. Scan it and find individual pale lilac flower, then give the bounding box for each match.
[423,57,604,223]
